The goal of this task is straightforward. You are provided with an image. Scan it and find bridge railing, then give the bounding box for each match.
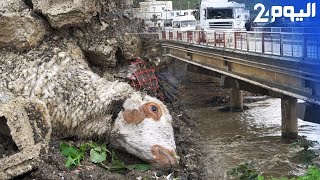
[160,30,320,60]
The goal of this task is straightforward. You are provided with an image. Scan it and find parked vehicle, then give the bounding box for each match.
[200,0,250,30]
[165,15,197,31]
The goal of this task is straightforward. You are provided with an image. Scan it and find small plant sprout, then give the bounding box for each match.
[59,141,151,172]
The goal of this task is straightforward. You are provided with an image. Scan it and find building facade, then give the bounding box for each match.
[137,0,173,28]
[132,0,196,29]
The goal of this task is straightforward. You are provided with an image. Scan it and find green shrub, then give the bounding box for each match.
[229,162,260,180]
[290,138,319,165]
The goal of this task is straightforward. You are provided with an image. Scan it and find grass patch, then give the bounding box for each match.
[59,141,150,172]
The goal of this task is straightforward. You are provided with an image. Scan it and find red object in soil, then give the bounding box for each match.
[130,58,159,92]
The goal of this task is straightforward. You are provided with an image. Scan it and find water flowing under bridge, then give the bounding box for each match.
[159,27,320,139]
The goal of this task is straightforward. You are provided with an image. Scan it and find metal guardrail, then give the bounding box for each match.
[160,30,320,60]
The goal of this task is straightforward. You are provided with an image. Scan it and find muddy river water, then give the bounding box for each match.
[187,98,320,179]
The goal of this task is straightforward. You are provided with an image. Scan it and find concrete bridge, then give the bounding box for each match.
[160,28,320,139]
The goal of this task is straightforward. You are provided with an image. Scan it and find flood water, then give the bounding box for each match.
[188,98,320,179]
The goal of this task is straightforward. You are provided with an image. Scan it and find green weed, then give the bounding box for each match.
[230,163,320,180]
[59,142,87,169]
[290,138,319,165]
[229,162,260,180]
[302,166,320,180]
[59,141,150,171]
[258,166,320,180]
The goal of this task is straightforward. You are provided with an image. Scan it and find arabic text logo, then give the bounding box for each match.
[254,3,316,23]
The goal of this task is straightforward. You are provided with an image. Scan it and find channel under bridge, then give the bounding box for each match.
[160,28,320,139]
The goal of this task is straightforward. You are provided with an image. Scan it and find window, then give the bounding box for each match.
[173,21,180,28]
[206,8,233,19]
[181,20,196,27]
[176,12,180,16]
[162,7,165,10]
[171,12,174,16]
[184,12,188,15]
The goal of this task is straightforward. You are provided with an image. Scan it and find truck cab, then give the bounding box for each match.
[200,0,249,30]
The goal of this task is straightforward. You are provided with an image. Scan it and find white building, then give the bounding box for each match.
[169,9,195,18]
[162,9,197,27]
[132,0,197,29]
[137,0,173,28]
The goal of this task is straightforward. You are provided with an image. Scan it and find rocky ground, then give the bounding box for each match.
[10,105,205,180]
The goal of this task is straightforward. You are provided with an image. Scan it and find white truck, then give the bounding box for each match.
[165,15,197,31]
[200,0,250,30]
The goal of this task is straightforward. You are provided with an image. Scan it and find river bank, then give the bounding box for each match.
[165,73,320,180]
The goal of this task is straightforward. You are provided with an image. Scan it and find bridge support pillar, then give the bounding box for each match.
[281,96,298,140]
[230,88,243,112]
